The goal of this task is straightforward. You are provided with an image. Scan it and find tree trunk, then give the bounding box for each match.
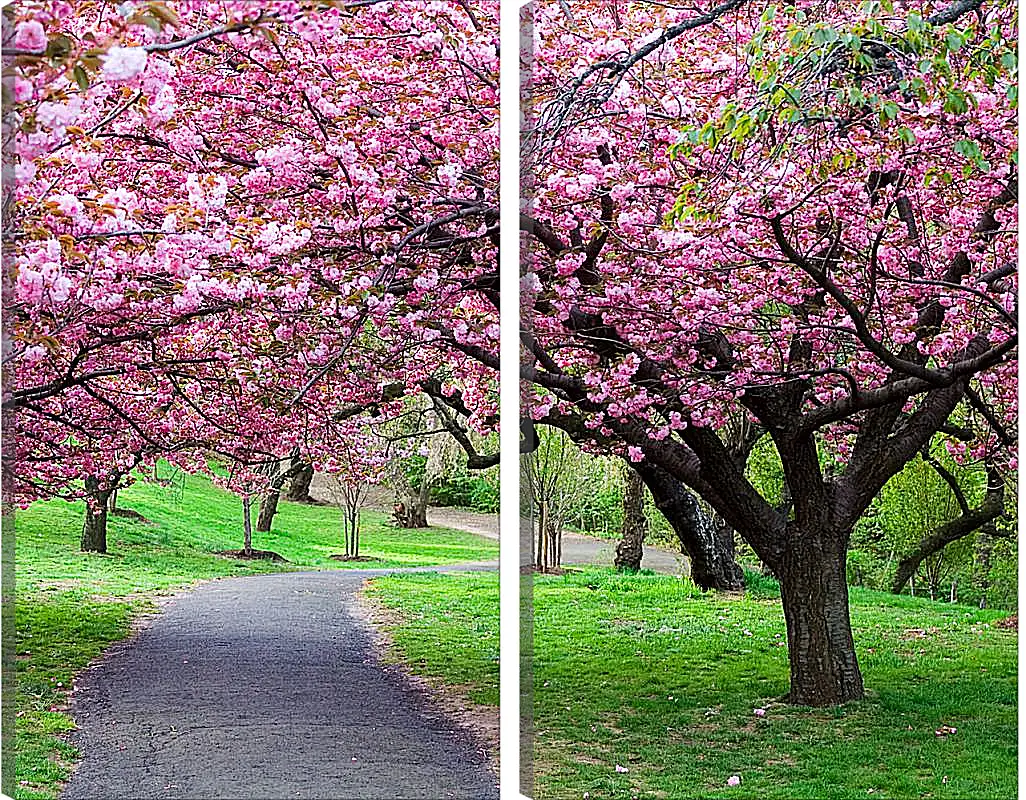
[242,496,253,556]
[536,500,548,571]
[404,501,428,528]
[635,462,744,591]
[81,475,110,554]
[286,462,314,502]
[256,490,280,533]
[615,468,647,572]
[396,483,429,528]
[778,529,864,706]
[107,487,118,514]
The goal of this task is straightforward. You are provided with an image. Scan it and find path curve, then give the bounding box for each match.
[63,566,498,800]
[422,508,686,577]
[310,480,686,576]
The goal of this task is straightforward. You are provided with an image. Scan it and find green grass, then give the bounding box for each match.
[13,471,497,799]
[364,571,499,707]
[531,569,1016,799]
[358,566,1016,799]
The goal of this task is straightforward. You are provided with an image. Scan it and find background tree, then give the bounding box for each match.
[521,428,594,571]
[613,464,648,572]
[322,433,388,560]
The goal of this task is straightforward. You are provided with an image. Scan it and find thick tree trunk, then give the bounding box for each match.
[256,490,280,533]
[635,462,744,591]
[778,529,864,706]
[615,468,648,572]
[242,496,254,556]
[81,475,110,554]
[396,481,429,528]
[286,462,314,502]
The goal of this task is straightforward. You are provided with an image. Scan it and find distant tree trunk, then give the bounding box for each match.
[286,462,314,502]
[343,505,361,557]
[81,475,110,553]
[635,462,744,591]
[536,500,548,571]
[537,504,544,570]
[106,487,118,514]
[547,519,560,569]
[396,478,430,528]
[256,490,281,533]
[242,495,254,556]
[949,578,957,604]
[615,468,647,572]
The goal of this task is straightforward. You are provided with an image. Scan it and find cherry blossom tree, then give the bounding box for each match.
[4,2,500,525]
[320,425,389,560]
[522,0,1016,705]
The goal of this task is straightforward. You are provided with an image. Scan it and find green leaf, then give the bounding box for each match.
[45,34,73,62]
[72,63,89,91]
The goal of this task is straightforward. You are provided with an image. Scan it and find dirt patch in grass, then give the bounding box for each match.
[33,579,87,592]
[110,508,151,523]
[215,549,288,562]
[356,580,498,775]
[328,554,378,562]
[994,613,1017,630]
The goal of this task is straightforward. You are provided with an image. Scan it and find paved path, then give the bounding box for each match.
[559,531,685,575]
[312,481,685,576]
[424,506,685,576]
[63,568,498,800]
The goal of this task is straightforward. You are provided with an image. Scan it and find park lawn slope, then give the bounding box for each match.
[532,569,1015,800]
[14,472,497,800]
[363,571,499,708]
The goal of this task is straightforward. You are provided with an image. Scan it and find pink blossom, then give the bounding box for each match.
[727,775,741,787]
[101,47,149,81]
[14,20,47,51]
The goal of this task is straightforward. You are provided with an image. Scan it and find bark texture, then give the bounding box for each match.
[779,527,864,705]
[286,462,315,502]
[256,491,281,533]
[81,475,110,554]
[635,462,744,591]
[614,468,648,572]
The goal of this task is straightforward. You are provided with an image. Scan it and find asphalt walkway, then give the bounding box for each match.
[63,568,498,800]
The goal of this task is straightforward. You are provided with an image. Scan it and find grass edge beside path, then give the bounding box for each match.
[361,571,500,773]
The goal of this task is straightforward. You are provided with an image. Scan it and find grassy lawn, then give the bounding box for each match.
[364,571,499,707]
[531,569,1016,800]
[13,471,497,800]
